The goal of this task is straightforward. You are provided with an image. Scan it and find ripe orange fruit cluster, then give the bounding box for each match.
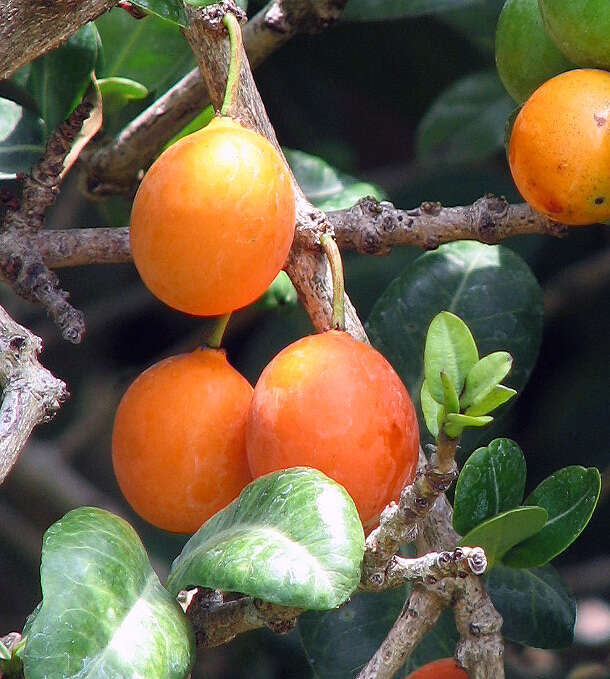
[498,0,610,225]
[112,332,419,533]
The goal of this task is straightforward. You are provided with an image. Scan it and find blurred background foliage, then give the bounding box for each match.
[0,0,609,677]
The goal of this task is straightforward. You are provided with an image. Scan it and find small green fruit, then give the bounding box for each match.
[539,0,610,68]
[496,0,572,103]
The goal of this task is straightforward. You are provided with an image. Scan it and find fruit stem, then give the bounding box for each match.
[206,313,231,349]
[220,12,243,118]
[320,233,345,331]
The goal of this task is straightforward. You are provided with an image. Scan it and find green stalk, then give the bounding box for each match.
[320,233,345,331]
[220,12,243,118]
[205,313,231,349]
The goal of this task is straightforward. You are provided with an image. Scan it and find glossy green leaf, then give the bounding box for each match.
[366,241,543,447]
[459,506,547,570]
[164,105,215,149]
[444,412,492,438]
[503,467,601,569]
[461,351,513,409]
[416,70,515,165]
[453,438,527,535]
[167,468,365,610]
[465,385,517,416]
[485,563,576,648]
[440,372,460,413]
[131,0,187,25]
[284,149,384,210]
[299,588,458,678]
[97,77,148,115]
[24,23,98,132]
[96,10,194,95]
[0,98,45,178]
[421,380,444,438]
[0,642,10,661]
[343,0,478,21]
[23,507,195,679]
[424,311,478,403]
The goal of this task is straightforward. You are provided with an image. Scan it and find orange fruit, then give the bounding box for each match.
[405,658,468,679]
[246,330,420,531]
[112,347,253,532]
[130,116,295,315]
[508,68,610,225]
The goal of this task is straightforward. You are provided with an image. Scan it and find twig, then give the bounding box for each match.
[85,0,348,197]
[0,0,117,80]
[0,104,96,343]
[0,306,67,485]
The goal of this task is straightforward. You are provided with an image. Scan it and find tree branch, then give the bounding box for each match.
[0,0,117,81]
[0,306,67,485]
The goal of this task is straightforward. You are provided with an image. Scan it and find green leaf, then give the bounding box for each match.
[298,588,458,678]
[96,10,194,95]
[167,468,365,610]
[24,23,99,132]
[440,372,460,414]
[421,380,444,439]
[0,641,10,661]
[366,241,543,449]
[424,311,478,404]
[453,438,527,535]
[131,0,187,25]
[444,412,492,438]
[465,385,516,416]
[416,70,515,165]
[485,563,576,648]
[459,506,547,570]
[284,149,385,210]
[0,98,45,178]
[97,77,148,115]
[503,467,601,569]
[343,0,479,21]
[23,507,195,679]
[461,351,513,409]
[163,105,215,149]
[253,271,298,313]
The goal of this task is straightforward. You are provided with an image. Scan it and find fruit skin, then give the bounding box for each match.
[405,658,468,679]
[508,69,610,225]
[539,0,610,69]
[246,330,420,531]
[130,116,295,316]
[495,0,572,103]
[112,347,253,532]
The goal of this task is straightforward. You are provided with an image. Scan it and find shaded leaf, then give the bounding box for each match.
[98,77,148,115]
[0,642,10,661]
[503,467,601,568]
[23,507,195,679]
[0,98,45,178]
[131,0,187,25]
[453,438,527,535]
[164,105,215,149]
[459,506,547,570]
[416,70,515,165]
[461,351,513,409]
[344,0,479,21]
[253,271,298,313]
[465,384,516,416]
[366,241,543,450]
[24,23,99,133]
[485,563,576,648]
[424,311,478,403]
[421,380,444,438]
[444,412,492,437]
[167,468,365,610]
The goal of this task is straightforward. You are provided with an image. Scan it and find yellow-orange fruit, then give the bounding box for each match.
[112,348,253,532]
[130,116,296,315]
[508,68,610,225]
[246,330,420,531]
[405,658,468,679]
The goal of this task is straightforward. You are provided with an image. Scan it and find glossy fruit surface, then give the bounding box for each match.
[508,69,610,225]
[405,658,468,679]
[130,116,295,316]
[496,0,572,103]
[246,330,420,530]
[539,0,610,68]
[112,348,253,532]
